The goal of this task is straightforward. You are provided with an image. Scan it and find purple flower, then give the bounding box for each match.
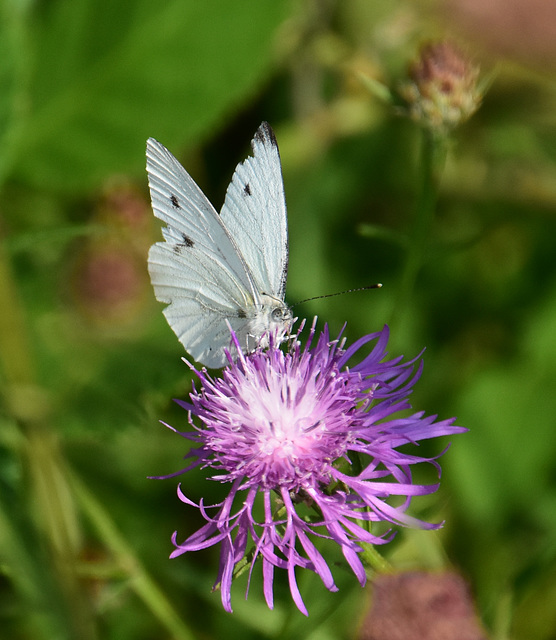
[160,322,465,615]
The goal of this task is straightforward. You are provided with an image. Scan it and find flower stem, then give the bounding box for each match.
[392,129,448,323]
[70,470,196,640]
[360,541,393,574]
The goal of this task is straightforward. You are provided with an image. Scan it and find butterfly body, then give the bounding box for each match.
[147,122,291,367]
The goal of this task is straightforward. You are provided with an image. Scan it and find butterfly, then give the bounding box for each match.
[147,122,292,368]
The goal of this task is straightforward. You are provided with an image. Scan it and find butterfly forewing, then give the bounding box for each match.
[147,139,256,293]
[219,122,288,299]
[146,125,290,368]
[147,139,260,366]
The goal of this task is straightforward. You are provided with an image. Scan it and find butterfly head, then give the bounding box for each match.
[247,294,293,350]
[270,304,292,324]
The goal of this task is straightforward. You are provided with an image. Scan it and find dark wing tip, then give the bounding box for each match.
[253,121,278,149]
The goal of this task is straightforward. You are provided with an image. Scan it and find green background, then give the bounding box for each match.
[1,0,556,638]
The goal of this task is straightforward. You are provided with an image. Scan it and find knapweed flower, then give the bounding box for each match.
[160,322,465,615]
[399,41,481,132]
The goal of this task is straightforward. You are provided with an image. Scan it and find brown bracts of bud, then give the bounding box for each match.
[399,41,481,132]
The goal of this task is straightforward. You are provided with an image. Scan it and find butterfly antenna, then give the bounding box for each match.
[292,283,382,308]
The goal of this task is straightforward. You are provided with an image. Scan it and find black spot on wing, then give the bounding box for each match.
[173,233,194,254]
[243,183,252,196]
[181,233,194,247]
[170,194,180,208]
[237,309,247,319]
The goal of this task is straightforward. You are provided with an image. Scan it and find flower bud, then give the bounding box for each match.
[400,41,481,132]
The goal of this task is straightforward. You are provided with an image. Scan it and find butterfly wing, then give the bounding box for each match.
[147,138,261,367]
[219,122,288,300]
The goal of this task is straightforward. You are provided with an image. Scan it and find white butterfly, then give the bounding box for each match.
[147,122,292,368]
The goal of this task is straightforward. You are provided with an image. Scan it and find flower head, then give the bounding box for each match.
[399,41,482,132]
[160,322,465,615]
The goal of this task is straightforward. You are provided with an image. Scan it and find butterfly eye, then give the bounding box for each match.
[271,307,290,322]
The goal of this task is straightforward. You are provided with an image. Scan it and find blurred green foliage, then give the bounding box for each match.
[1,0,556,638]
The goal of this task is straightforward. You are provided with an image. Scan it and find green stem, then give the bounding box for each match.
[355,504,393,575]
[392,129,448,323]
[70,471,196,640]
[359,541,393,575]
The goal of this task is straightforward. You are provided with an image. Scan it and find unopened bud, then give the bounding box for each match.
[400,41,481,132]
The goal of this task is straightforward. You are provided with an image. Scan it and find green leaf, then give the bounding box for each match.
[7,0,290,191]
[450,279,556,528]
